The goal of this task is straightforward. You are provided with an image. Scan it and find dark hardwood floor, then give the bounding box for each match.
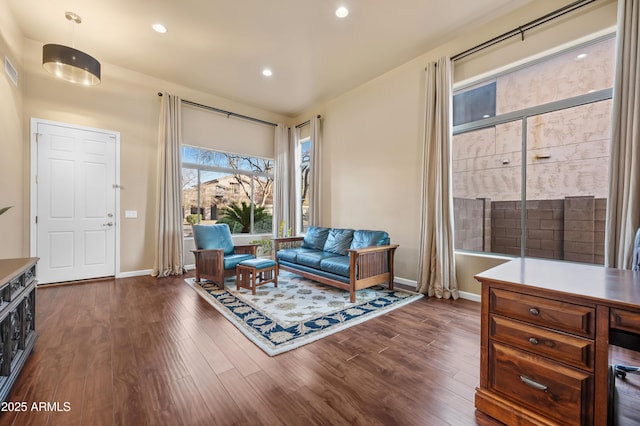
[1,272,638,425]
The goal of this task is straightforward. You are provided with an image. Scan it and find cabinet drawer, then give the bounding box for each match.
[490,342,593,426]
[610,308,640,334]
[490,315,594,371]
[490,288,594,338]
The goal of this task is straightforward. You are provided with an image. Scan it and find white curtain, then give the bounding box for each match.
[152,92,184,277]
[308,116,321,226]
[605,0,640,269]
[274,124,295,237]
[288,127,297,234]
[417,57,459,299]
[292,126,302,235]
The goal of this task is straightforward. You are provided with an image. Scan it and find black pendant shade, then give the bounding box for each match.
[42,43,101,86]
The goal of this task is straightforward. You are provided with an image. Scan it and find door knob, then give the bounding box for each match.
[102,222,113,227]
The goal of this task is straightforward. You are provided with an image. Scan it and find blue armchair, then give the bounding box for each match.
[191,224,257,288]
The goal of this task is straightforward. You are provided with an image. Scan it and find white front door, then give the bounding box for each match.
[33,120,119,284]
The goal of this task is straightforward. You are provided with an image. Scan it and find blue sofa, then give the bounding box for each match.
[274,226,398,302]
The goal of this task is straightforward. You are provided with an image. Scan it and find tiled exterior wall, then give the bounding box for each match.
[524,199,564,260]
[490,201,522,256]
[454,197,490,251]
[563,197,607,264]
[455,196,605,264]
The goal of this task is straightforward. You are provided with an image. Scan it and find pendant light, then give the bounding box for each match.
[42,12,101,86]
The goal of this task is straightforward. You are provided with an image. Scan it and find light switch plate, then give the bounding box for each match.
[125,210,138,218]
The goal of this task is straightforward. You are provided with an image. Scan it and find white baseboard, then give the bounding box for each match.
[458,291,481,303]
[394,277,417,287]
[395,276,480,303]
[117,269,153,278]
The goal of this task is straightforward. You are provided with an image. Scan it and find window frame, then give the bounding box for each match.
[181,145,275,235]
[452,34,615,259]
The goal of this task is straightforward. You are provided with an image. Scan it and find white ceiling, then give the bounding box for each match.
[7,0,531,117]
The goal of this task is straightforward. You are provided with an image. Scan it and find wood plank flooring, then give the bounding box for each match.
[0,273,636,425]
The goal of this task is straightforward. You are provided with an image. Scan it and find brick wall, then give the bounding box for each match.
[563,197,606,264]
[453,197,489,251]
[455,196,605,265]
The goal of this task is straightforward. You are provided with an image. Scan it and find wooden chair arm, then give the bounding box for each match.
[347,244,399,256]
[191,248,224,256]
[273,236,304,251]
[234,244,258,256]
[272,236,304,243]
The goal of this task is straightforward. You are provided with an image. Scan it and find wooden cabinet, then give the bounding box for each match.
[0,258,38,402]
[474,257,640,426]
[485,288,594,425]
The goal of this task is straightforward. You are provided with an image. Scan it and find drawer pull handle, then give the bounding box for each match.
[529,337,539,345]
[520,375,548,392]
[529,307,540,316]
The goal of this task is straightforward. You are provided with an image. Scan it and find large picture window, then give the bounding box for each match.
[182,146,274,236]
[452,36,615,265]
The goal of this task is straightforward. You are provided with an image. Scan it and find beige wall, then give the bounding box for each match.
[455,252,511,296]
[294,0,617,291]
[0,0,25,259]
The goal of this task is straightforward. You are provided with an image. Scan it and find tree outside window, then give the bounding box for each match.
[298,138,311,233]
[181,146,274,236]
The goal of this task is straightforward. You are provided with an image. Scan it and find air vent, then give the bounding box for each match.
[4,56,18,87]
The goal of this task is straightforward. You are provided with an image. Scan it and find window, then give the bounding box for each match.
[297,137,311,233]
[182,145,274,236]
[453,81,496,126]
[452,36,615,265]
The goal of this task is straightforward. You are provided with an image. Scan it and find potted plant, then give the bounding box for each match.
[249,238,273,258]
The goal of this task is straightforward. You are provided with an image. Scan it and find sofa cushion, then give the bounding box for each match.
[276,247,316,263]
[301,226,331,250]
[278,260,350,284]
[223,253,254,269]
[350,230,390,249]
[238,258,277,270]
[323,228,355,256]
[320,256,351,278]
[192,223,235,255]
[296,251,340,269]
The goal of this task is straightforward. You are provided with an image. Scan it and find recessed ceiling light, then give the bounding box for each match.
[336,6,349,18]
[576,53,588,60]
[262,68,273,77]
[152,23,167,34]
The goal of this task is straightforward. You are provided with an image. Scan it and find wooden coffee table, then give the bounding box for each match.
[236,258,278,295]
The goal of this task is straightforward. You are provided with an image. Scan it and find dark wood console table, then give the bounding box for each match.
[474,257,640,425]
[0,258,38,402]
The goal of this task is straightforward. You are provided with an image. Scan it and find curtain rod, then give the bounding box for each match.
[295,115,321,128]
[157,92,277,127]
[451,0,596,62]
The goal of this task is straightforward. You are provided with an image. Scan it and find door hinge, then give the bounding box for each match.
[35,216,38,224]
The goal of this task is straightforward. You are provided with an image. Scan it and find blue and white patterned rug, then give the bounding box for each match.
[185,271,423,356]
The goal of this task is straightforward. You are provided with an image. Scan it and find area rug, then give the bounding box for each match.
[185,271,423,356]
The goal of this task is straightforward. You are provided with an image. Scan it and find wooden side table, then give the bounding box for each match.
[236,258,278,295]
